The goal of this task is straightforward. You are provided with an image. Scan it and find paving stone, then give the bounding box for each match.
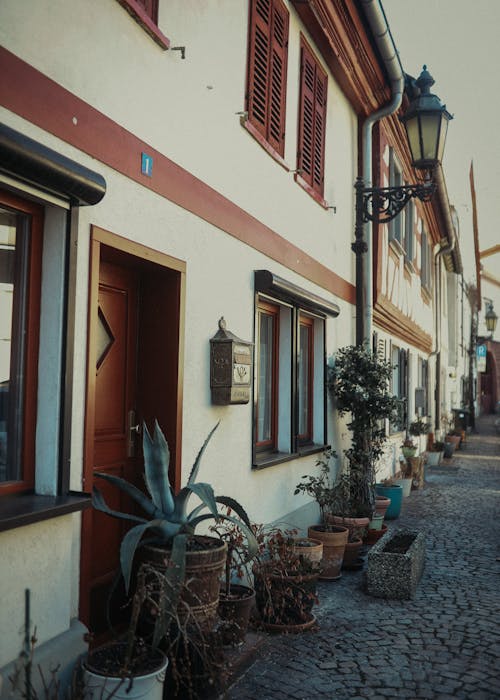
[223,417,500,700]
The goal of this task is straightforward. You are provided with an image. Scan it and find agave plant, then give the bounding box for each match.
[93,420,258,602]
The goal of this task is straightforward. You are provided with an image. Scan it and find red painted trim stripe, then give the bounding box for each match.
[0,46,355,306]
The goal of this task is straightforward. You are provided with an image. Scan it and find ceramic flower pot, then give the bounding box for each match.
[307,525,348,580]
[218,584,256,646]
[375,484,403,519]
[374,495,391,518]
[368,514,385,531]
[393,477,412,497]
[292,537,323,564]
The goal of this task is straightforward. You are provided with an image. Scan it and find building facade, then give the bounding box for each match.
[0,0,468,683]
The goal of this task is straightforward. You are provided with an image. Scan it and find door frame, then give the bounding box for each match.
[80,224,186,625]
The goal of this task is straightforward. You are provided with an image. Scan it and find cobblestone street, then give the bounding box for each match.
[225,416,500,700]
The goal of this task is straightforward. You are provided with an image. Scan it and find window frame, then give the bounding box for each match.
[245,0,289,162]
[115,0,170,50]
[404,198,414,266]
[253,295,327,468]
[421,228,432,291]
[297,314,314,444]
[0,190,43,496]
[388,149,404,248]
[255,299,280,452]
[296,35,328,205]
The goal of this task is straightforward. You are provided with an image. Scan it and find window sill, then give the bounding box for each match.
[252,443,328,470]
[241,119,290,172]
[116,0,170,50]
[0,491,92,533]
[294,173,329,209]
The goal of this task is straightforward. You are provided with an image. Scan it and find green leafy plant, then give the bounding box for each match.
[93,420,258,625]
[409,417,430,436]
[328,345,400,517]
[294,448,338,525]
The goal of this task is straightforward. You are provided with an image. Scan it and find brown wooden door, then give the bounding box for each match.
[88,260,140,637]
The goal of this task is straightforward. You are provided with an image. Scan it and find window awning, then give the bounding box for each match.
[0,122,106,206]
[255,269,340,317]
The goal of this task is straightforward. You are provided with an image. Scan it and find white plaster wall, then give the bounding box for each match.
[0,0,357,287]
[0,0,360,665]
[0,515,75,667]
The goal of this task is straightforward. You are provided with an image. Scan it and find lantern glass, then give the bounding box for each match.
[485,306,498,333]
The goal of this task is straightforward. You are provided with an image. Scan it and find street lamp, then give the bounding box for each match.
[485,302,498,335]
[353,66,452,344]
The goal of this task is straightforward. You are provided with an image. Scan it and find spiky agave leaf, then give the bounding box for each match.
[120,519,179,592]
[142,420,175,516]
[93,473,162,519]
[173,481,219,525]
[215,495,253,528]
[186,422,219,485]
[92,487,149,525]
[152,534,187,648]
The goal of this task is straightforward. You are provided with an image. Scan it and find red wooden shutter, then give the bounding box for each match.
[136,0,158,22]
[247,0,288,156]
[267,1,288,155]
[298,41,327,195]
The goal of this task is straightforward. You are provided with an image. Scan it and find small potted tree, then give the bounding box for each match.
[328,345,400,520]
[294,449,349,580]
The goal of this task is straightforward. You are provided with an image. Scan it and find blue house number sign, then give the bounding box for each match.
[141,152,153,177]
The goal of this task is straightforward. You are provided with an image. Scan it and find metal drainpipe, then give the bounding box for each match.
[428,165,456,431]
[359,0,405,346]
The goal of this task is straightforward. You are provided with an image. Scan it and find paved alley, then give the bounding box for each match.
[225,416,500,700]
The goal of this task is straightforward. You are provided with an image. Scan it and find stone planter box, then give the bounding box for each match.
[366,528,425,600]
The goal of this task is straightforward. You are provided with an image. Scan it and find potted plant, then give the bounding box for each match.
[401,437,418,460]
[375,477,403,519]
[210,512,257,647]
[426,440,444,466]
[83,563,169,699]
[328,345,400,520]
[409,417,430,438]
[92,420,258,637]
[252,526,320,632]
[294,449,349,580]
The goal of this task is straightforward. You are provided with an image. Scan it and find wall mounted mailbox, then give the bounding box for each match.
[210,317,253,405]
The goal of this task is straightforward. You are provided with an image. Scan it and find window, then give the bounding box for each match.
[297,37,327,200]
[255,300,279,450]
[388,149,403,246]
[404,200,414,264]
[246,0,289,158]
[254,296,327,467]
[298,315,314,443]
[390,345,408,434]
[0,193,43,494]
[421,229,431,290]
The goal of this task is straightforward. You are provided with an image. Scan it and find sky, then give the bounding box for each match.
[382,0,500,285]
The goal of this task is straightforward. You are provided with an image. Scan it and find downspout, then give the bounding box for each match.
[428,165,456,431]
[358,0,405,346]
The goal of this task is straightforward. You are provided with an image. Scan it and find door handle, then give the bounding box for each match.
[128,410,141,457]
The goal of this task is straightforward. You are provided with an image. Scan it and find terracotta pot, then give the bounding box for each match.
[292,537,323,564]
[218,583,255,646]
[307,525,348,580]
[253,563,319,626]
[374,495,391,518]
[342,538,363,568]
[136,536,227,631]
[368,514,385,531]
[364,523,388,545]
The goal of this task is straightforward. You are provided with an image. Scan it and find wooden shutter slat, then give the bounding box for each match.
[268,1,288,154]
[297,39,327,196]
[247,0,288,156]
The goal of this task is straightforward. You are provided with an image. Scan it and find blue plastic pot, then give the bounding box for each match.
[375,484,403,519]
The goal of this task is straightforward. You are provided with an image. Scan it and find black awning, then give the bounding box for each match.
[255,269,340,317]
[0,122,106,206]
